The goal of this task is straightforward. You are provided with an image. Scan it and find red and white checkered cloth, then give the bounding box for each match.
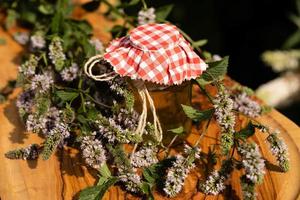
[103,23,207,85]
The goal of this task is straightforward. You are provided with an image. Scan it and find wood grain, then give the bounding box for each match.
[0,6,300,200]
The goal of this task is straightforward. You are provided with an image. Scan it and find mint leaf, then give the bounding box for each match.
[181,105,214,122]
[0,38,6,45]
[155,4,174,21]
[196,56,229,86]
[79,177,118,200]
[99,163,111,178]
[56,90,79,101]
[143,168,156,185]
[235,122,255,140]
[192,39,207,48]
[117,0,140,8]
[36,97,51,116]
[38,4,54,15]
[168,126,185,135]
[139,182,154,200]
[143,158,174,185]
[283,30,300,48]
[51,11,63,33]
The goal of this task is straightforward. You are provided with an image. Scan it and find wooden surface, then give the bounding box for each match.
[1,5,300,200]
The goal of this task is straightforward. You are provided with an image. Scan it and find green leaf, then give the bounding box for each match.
[99,163,111,178]
[142,158,175,184]
[56,90,79,101]
[54,59,65,71]
[192,39,208,48]
[139,182,154,200]
[143,168,156,185]
[20,11,36,24]
[181,105,214,122]
[5,9,18,29]
[0,38,6,45]
[235,122,255,140]
[196,56,229,86]
[63,104,75,123]
[36,97,51,116]
[82,38,96,58]
[106,144,131,169]
[74,20,93,35]
[117,0,140,8]
[297,0,300,15]
[282,30,300,49]
[168,126,185,135]
[87,107,99,120]
[110,25,128,38]
[77,114,87,124]
[38,4,54,15]
[51,11,63,33]
[289,14,300,28]
[261,105,272,114]
[155,4,174,21]
[79,177,118,200]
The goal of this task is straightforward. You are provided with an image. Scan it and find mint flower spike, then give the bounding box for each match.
[48,37,66,70]
[130,145,158,168]
[60,63,79,82]
[96,109,140,144]
[213,87,236,154]
[266,131,289,172]
[138,7,156,25]
[30,71,54,94]
[238,143,265,184]
[30,34,46,49]
[13,32,29,45]
[240,175,256,200]
[18,54,39,77]
[232,92,262,118]
[89,38,104,53]
[80,132,107,169]
[163,144,201,197]
[5,144,39,160]
[16,90,35,113]
[26,107,70,138]
[119,168,142,193]
[199,159,233,195]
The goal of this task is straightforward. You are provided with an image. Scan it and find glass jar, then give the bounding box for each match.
[131,80,192,144]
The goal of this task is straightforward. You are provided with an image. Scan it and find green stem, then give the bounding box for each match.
[116,20,128,38]
[194,117,212,147]
[78,78,83,89]
[80,92,86,113]
[162,135,178,158]
[198,84,214,104]
[141,0,148,9]
[102,0,125,18]
[84,92,112,108]
[102,0,135,27]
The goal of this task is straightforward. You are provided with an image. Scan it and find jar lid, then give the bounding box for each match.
[129,23,180,51]
[103,23,207,85]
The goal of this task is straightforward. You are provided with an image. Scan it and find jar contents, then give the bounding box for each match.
[132,81,192,144]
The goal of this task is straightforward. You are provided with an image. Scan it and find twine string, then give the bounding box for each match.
[84,55,118,81]
[84,55,163,160]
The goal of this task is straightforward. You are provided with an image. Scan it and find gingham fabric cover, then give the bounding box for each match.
[103,23,207,85]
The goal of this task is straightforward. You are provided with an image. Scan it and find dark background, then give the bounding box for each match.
[148,0,300,125]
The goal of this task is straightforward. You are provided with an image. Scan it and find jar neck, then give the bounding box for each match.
[129,79,191,92]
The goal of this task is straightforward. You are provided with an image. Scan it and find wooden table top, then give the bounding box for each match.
[0,7,300,200]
